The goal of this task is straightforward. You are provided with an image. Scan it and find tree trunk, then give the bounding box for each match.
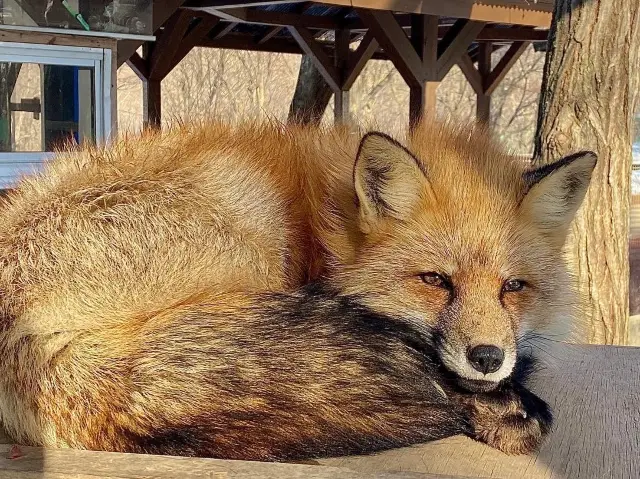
[534,0,640,345]
[288,55,333,125]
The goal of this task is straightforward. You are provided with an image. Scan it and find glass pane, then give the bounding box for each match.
[0,61,95,152]
[0,0,152,36]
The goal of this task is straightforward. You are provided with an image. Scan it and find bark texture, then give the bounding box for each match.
[534,0,640,344]
[288,55,333,125]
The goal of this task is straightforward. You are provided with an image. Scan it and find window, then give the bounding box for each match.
[0,41,113,188]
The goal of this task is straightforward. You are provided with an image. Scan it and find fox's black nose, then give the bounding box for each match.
[467,345,504,374]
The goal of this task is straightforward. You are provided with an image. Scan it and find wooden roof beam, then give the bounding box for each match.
[342,30,379,90]
[356,8,424,88]
[288,25,341,91]
[126,51,150,81]
[118,0,187,65]
[484,41,530,94]
[200,33,306,54]
[254,2,314,45]
[326,0,551,28]
[149,10,194,80]
[457,53,483,95]
[168,15,221,72]
[210,21,239,39]
[184,0,299,8]
[206,7,337,29]
[436,19,486,80]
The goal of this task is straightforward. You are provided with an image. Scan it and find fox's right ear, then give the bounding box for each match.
[354,132,430,234]
[520,151,597,246]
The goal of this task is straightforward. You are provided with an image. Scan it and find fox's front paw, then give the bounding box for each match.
[468,388,553,455]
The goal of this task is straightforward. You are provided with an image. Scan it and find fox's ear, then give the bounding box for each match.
[520,151,597,245]
[354,132,429,234]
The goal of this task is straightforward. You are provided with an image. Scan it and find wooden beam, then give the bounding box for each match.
[409,14,439,127]
[143,78,162,129]
[149,10,194,80]
[476,43,492,123]
[126,51,149,81]
[322,0,552,28]
[457,54,482,95]
[118,0,187,65]
[288,26,341,92]
[484,41,530,95]
[357,9,424,88]
[184,0,296,8]
[171,15,221,68]
[207,7,337,29]
[256,25,284,44]
[342,30,379,90]
[199,33,306,54]
[254,2,313,45]
[436,19,485,80]
[211,21,238,39]
[334,28,351,123]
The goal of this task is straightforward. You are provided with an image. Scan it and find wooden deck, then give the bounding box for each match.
[0,344,637,478]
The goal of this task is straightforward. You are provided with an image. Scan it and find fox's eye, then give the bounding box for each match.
[419,272,451,289]
[502,279,526,293]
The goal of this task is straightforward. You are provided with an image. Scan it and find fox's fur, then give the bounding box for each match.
[0,120,595,460]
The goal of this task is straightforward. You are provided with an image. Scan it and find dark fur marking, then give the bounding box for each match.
[354,131,428,215]
[522,151,596,194]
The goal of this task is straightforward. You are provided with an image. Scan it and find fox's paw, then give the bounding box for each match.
[468,388,553,455]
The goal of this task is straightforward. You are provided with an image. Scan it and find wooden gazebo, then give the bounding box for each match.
[118,0,554,128]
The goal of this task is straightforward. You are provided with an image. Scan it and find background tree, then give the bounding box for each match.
[288,55,332,125]
[534,0,640,344]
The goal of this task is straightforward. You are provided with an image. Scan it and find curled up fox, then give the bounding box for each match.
[0,120,595,461]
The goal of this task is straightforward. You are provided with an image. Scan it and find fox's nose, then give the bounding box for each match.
[467,345,504,374]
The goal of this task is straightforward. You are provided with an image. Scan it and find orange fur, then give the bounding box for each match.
[0,119,594,455]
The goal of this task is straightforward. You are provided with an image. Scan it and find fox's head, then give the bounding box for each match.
[333,123,596,392]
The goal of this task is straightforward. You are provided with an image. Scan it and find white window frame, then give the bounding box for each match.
[0,41,113,187]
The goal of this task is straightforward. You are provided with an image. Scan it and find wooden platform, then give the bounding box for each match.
[0,344,637,478]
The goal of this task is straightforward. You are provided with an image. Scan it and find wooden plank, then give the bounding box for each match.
[476,43,492,123]
[319,344,640,478]
[126,51,149,81]
[334,28,351,123]
[409,14,439,126]
[0,444,459,479]
[149,10,194,80]
[457,53,482,95]
[436,19,486,80]
[170,15,221,69]
[484,41,530,95]
[322,0,552,28]
[288,25,341,92]
[206,7,337,29]
[200,34,306,54]
[343,31,379,90]
[142,43,162,130]
[210,21,239,39]
[255,25,284,44]
[254,2,313,44]
[357,9,424,88]
[0,29,117,49]
[118,0,187,65]
[184,0,298,8]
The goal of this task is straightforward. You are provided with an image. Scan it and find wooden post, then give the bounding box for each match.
[143,79,162,129]
[476,42,491,124]
[409,14,439,128]
[334,28,351,124]
[142,44,161,129]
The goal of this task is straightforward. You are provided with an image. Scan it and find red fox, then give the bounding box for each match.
[0,120,595,459]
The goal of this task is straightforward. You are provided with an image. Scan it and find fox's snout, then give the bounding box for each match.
[466,344,504,374]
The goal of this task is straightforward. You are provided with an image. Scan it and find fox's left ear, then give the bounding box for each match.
[354,132,430,234]
[520,151,597,245]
